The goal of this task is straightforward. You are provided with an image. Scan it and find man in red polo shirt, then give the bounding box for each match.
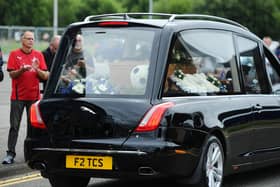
[2,31,49,164]
[0,47,4,81]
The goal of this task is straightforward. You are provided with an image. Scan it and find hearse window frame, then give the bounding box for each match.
[234,35,268,94]
[43,34,72,98]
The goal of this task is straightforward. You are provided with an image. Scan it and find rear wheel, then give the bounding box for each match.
[199,136,224,187]
[48,174,90,187]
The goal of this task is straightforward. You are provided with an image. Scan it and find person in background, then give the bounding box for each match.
[58,34,86,94]
[65,34,86,78]
[2,31,49,164]
[59,33,97,94]
[0,47,4,81]
[66,34,84,65]
[42,35,61,90]
[42,35,61,71]
[263,36,272,48]
[275,42,280,62]
[263,36,276,78]
[263,36,280,54]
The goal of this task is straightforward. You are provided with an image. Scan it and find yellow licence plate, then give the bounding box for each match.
[66,155,112,170]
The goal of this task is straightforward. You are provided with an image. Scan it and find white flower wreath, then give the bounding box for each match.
[171,70,220,93]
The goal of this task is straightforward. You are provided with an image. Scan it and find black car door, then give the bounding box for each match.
[250,46,280,162]
[234,36,280,164]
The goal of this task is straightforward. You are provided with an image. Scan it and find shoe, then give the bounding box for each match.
[2,155,14,164]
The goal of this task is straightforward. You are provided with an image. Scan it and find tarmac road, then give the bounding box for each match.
[0,64,32,179]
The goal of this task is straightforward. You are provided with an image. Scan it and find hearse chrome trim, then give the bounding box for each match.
[32,148,147,155]
[80,106,96,115]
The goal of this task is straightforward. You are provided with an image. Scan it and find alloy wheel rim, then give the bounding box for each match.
[206,142,223,187]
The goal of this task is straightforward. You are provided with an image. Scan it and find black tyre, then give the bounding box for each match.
[49,174,90,187]
[199,136,224,187]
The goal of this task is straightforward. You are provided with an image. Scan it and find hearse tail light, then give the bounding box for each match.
[135,102,174,132]
[97,21,129,26]
[30,100,47,129]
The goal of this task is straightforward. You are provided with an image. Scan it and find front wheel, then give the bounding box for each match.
[199,136,224,187]
[48,174,90,187]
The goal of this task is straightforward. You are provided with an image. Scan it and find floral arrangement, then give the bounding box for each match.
[206,74,221,88]
[174,69,185,80]
[170,70,222,93]
[72,80,85,94]
[85,76,117,94]
[59,76,118,95]
[59,78,85,94]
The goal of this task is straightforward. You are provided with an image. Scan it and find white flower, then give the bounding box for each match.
[72,82,85,94]
[170,71,220,93]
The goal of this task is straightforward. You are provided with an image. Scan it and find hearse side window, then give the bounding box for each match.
[236,37,262,94]
[164,29,239,96]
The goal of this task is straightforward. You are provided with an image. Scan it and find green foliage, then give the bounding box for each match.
[122,0,149,12]
[0,0,51,26]
[195,0,280,38]
[59,0,83,26]
[1,0,280,39]
[154,0,194,13]
[76,0,125,22]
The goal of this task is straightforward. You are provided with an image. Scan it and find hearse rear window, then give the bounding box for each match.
[54,27,156,97]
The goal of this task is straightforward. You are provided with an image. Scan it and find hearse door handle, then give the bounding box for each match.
[252,104,262,112]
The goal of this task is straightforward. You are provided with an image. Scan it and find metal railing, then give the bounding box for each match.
[0,25,65,42]
[83,12,248,30]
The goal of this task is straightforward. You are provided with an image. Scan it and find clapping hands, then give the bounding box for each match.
[21,64,32,72]
[32,58,39,70]
[21,58,40,72]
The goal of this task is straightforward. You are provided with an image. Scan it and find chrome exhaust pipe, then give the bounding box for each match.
[32,162,47,171]
[138,167,157,176]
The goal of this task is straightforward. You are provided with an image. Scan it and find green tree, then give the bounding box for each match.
[1,0,280,41]
[0,0,50,26]
[153,0,198,14]
[122,0,149,12]
[195,0,280,39]
[0,0,9,25]
[58,0,83,26]
[75,0,124,23]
